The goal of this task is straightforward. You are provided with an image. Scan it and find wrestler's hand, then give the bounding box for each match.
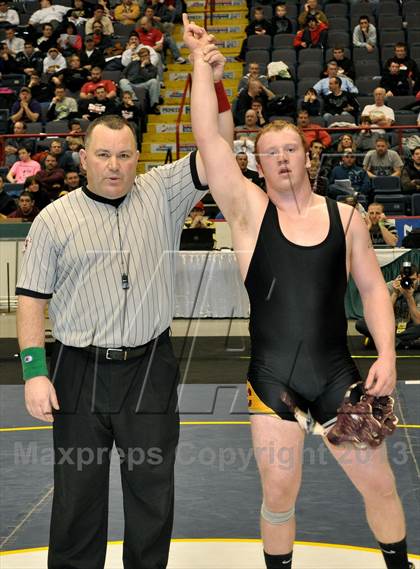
[364,357,396,397]
[202,42,226,82]
[182,13,215,54]
[25,376,60,423]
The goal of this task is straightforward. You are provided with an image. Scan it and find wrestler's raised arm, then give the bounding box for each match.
[183,15,260,226]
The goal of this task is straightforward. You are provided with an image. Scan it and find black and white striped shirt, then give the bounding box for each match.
[16,152,206,348]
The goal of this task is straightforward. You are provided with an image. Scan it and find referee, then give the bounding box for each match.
[16,60,232,569]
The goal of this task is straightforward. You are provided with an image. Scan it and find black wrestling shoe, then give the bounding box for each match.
[408,562,414,569]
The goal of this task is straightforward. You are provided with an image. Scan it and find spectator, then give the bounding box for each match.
[90,20,112,51]
[323,76,359,119]
[236,7,272,62]
[363,136,403,178]
[354,115,382,152]
[0,175,16,216]
[235,109,261,140]
[85,4,113,35]
[15,41,44,77]
[296,109,332,148]
[4,122,35,166]
[380,60,410,97]
[142,3,175,31]
[80,66,117,99]
[251,98,268,126]
[66,119,84,147]
[236,151,264,188]
[361,87,395,126]
[68,0,93,26]
[7,191,39,221]
[237,62,269,93]
[271,3,292,35]
[365,202,398,246]
[401,146,420,194]
[35,153,65,198]
[385,42,419,83]
[184,201,213,228]
[80,85,118,120]
[114,0,140,25]
[63,170,81,191]
[293,15,328,50]
[307,140,328,194]
[29,0,70,27]
[47,85,78,121]
[136,15,185,64]
[53,54,90,91]
[298,0,328,28]
[117,90,143,139]
[43,46,66,75]
[3,25,24,54]
[121,33,162,71]
[10,87,41,124]
[24,175,51,210]
[79,34,105,70]
[298,87,321,116]
[0,42,15,73]
[328,46,355,81]
[0,0,19,26]
[26,72,51,102]
[313,61,358,96]
[329,149,370,198]
[337,133,357,154]
[119,48,161,113]
[57,21,83,56]
[6,148,41,183]
[36,23,57,54]
[234,78,275,125]
[353,15,376,52]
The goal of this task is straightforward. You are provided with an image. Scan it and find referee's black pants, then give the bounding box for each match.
[48,332,179,569]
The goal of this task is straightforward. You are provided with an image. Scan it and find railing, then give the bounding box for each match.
[204,0,216,29]
[175,73,192,160]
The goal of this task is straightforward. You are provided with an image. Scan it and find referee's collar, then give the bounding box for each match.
[82,185,128,208]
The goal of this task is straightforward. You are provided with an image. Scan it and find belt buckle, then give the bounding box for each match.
[105,348,128,361]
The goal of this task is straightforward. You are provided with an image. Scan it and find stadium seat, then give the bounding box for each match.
[4,183,24,197]
[325,48,351,61]
[245,50,270,68]
[405,18,420,32]
[379,30,405,46]
[25,122,44,134]
[272,34,295,49]
[411,194,420,215]
[297,62,322,81]
[381,45,397,65]
[387,96,416,111]
[45,121,71,134]
[325,114,356,126]
[377,2,401,16]
[327,31,350,48]
[247,34,272,51]
[271,49,297,67]
[356,77,381,96]
[374,194,407,215]
[297,78,319,97]
[377,15,403,29]
[371,176,401,193]
[352,47,379,63]
[328,17,350,32]
[269,80,295,98]
[269,115,294,123]
[324,3,348,18]
[102,70,122,82]
[354,59,380,78]
[402,0,420,18]
[250,5,272,20]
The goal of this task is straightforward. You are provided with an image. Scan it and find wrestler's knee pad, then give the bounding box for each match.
[260,502,295,525]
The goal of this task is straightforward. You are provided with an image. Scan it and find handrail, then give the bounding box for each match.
[175,73,192,160]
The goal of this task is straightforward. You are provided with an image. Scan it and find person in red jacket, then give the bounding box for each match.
[293,15,328,49]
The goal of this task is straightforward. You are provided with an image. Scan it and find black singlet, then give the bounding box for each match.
[245,197,360,421]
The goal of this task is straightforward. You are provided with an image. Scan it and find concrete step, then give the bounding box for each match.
[140,150,192,161]
[173,31,246,41]
[187,0,247,12]
[147,122,192,134]
[173,23,247,38]
[164,78,238,89]
[176,37,244,50]
[163,88,235,104]
[179,46,240,56]
[142,140,196,154]
[186,11,247,21]
[165,66,243,82]
[137,161,162,173]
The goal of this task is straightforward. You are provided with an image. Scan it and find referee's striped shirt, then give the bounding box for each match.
[16,152,207,348]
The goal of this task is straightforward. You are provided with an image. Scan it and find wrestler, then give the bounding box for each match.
[184,16,413,569]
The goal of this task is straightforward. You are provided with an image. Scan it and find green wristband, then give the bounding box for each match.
[20,347,48,381]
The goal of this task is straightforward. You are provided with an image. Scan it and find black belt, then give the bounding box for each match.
[82,329,170,361]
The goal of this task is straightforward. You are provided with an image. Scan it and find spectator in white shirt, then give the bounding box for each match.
[361,87,395,127]
[29,0,70,27]
[85,5,114,36]
[43,46,66,75]
[353,15,377,52]
[3,25,24,54]
[0,0,19,26]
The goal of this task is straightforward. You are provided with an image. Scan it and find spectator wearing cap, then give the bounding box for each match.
[6,147,41,184]
[79,34,105,70]
[16,41,44,77]
[329,149,370,198]
[114,0,140,26]
[184,202,214,229]
[85,4,114,36]
[298,0,328,28]
[29,0,70,27]
[380,60,410,97]
[10,87,41,123]
[7,191,40,221]
[79,65,117,99]
[0,0,19,26]
[293,15,328,50]
[3,25,24,54]
[43,46,66,75]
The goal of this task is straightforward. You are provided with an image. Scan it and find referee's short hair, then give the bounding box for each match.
[85,115,137,148]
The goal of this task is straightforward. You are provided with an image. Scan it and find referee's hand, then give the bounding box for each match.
[25,377,60,423]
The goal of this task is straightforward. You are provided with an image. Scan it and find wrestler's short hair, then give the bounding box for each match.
[254,121,308,164]
[84,115,137,148]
